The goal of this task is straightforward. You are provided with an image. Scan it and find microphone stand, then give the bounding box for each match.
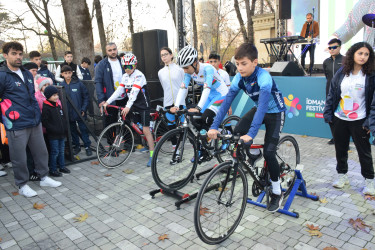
[310,8,315,77]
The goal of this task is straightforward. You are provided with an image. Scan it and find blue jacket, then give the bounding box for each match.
[79,65,92,81]
[38,65,56,84]
[60,78,89,122]
[324,67,375,134]
[94,57,124,104]
[0,62,41,131]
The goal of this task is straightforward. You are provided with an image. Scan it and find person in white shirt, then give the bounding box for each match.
[55,51,83,83]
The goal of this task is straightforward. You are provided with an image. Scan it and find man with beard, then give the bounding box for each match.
[95,42,125,128]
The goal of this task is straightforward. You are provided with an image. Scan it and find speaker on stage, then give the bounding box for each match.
[279,0,291,19]
[132,32,145,73]
[269,61,304,76]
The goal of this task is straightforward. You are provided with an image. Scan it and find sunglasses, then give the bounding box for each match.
[328,46,339,50]
[124,65,135,70]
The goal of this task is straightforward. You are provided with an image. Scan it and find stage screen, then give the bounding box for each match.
[287,0,366,64]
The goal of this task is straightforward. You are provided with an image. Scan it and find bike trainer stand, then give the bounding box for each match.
[149,164,217,210]
[247,170,319,218]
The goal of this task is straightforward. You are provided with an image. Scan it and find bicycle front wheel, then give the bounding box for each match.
[277,135,300,197]
[154,119,172,154]
[151,128,198,191]
[194,162,248,245]
[96,122,134,169]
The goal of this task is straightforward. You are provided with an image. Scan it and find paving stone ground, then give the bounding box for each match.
[0,131,375,250]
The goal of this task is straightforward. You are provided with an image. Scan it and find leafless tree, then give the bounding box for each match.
[94,0,106,55]
[127,0,134,34]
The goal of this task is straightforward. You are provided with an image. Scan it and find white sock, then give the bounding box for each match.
[272,180,281,195]
[173,145,179,155]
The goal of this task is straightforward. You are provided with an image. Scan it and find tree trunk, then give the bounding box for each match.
[61,0,95,76]
[247,0,257,44]
[234,0,248,43]
[191,0,198,49]
[167,0,176,26]
[127,0,134,34]
[94,0,106,56]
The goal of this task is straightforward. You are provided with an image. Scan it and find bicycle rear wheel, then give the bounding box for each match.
[277,135,300,197]
[96,122,134,169]
[215,115,240,163]
[151,128,198,191]
[194,162,248,245]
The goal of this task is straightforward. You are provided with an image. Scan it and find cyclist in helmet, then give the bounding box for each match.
[103,53,155,167]
[170,45,229,162]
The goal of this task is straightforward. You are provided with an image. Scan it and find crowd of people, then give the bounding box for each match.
[0,30,375,213]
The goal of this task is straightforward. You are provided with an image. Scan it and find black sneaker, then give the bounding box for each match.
[49,170,62,177]
[170,154,180,165]
[73,146,81,155]
[328,138,334,145]
[59,168,71,174]
[267,192,283,213]
[85,147,93,156]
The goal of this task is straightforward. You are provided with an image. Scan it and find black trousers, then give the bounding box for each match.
[332,117,374,179]
[301,44,315,72]
[233,107,285,182]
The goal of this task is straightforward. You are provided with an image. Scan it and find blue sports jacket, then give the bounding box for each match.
[60,78,89,122]
[79,66,92,81]
[0,62,41,131]
[94,57,124,104]
[211,66,286,138]
[38,64,56,84]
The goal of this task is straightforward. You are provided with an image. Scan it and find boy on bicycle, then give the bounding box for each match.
[170,45,229,162]
[207,43,286,213]
[103,53,154,167]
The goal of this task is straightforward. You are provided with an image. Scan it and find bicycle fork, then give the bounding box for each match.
[218,160,240,207]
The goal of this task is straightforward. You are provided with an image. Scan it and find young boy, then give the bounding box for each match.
[208,52,231,88]
[59,65,92,156]
[79,57,92,80]
[41,86,70,177]
[207,43,286,213]
[55,51,83,83]
[29,51,56,84]
[103,53,154,167]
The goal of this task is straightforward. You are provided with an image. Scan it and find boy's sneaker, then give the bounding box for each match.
[191,151,202,163]
[0,165,4,171]
[147,157,152,167]
[170,154,180,165]
[85,147,92,156]
[140,147,149,153]
[0,170,7,177]
[40,176,62,187]
[363,179,375,196]
[267,192,283,213]
[59,168,71,174]
[49,171,62,177]
[73,146,81,155]
[333,174,349,189]
[19,184,37,197]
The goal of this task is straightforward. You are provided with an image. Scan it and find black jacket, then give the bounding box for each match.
[323,67,375,134]
[41,100,67,140]
[60,78,89,122]
[323,54,344,96]
[79,65,92,81]
[60,61,79,79]
[38,65,56,84]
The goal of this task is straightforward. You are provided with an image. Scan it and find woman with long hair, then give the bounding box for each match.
[324,42,375,195]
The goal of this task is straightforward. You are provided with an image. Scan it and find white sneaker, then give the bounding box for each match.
[363,179,375,196]
[40,176,62,188]
[0,165,4,171]
[4,162,12,168]
[0,170,7,177]
[19,184,37,197]
[333,174,349,189]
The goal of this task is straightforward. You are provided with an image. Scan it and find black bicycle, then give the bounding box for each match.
[151,110,240,192]
[193,133,300,244]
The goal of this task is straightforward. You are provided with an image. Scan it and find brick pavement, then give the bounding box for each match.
[0,131,375,250]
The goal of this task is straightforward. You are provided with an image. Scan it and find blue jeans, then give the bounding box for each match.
[49,139,65,172]
[70,120,91,148]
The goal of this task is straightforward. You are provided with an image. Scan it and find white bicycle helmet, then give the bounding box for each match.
[121,53,137,65]
[177,45,198,68]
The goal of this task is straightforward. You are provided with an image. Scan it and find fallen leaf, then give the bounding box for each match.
[33,202,46,210]
[319,198,328,203]
[91,161,99,165]
[306,229,322,237]
[143,243,149,246]
[74,213,89,222]
[200,206,214,216]
[0,237,2,242]
[104,174,112,177]
[218,187,228,192]
[310,192,317,196]
[349,218,373,232]
[306,224,319,230]
[120,150,127,154]
[123,169,134,174]
[75,155,80,160]
[364,195,375,201]
[158,234,169,242]
[348,150,353,153]
[11,191,19,196]
[323,247,338,250]
[301,135,308,138]
[0,203,2,208]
